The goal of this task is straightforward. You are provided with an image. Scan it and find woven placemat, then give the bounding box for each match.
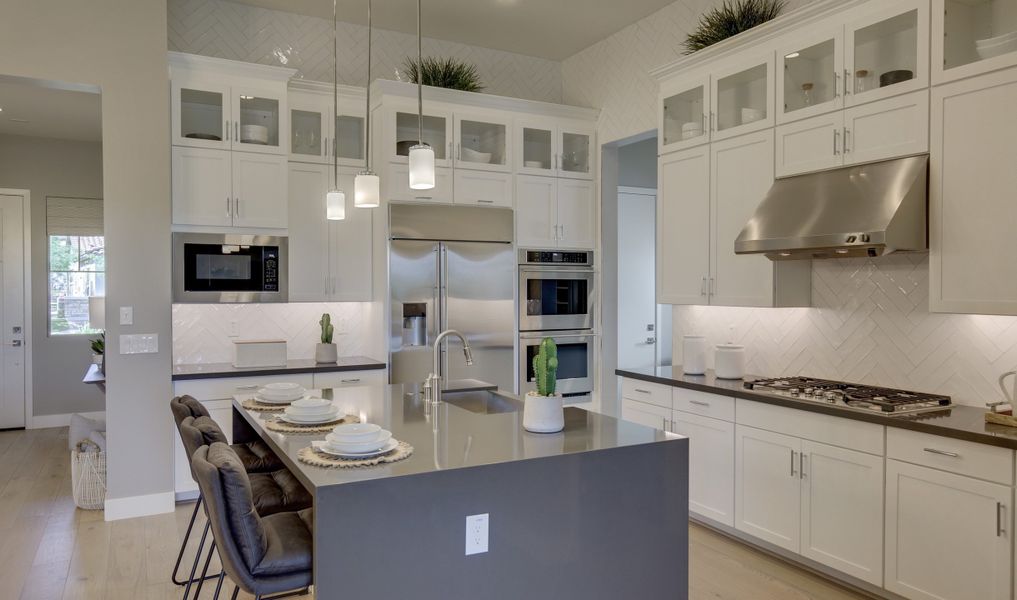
[241,398,292,412]
[263,414,359,434]
[297,441,414,468]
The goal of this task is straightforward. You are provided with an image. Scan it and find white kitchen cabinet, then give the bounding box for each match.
[933,0,1017,85]
[231,152,288,229]
[557,122,595,180]
[453,169,513,208]
[171,76,290,156]
[514,118,595,181]
[930,67,1017,315]
[657,146,710,305]
[386,164,454,204]
[885,459,1012,600]
[735,425,801,552]
[711,54,775,142]
[288,85,366,167]
[172,146,233,227]
[844,0,929,106]
[312,369,386,389]
[800,440,884,586]
[382,103,454,168]
[287,163,371,302]
[514,175,595,250]
[230,86,288,155]
[775,89,928,177]
[776,26,845,125]
[454,111,512,173]
[660,75,711,154]
[621,397,671,431]
[172,79,231,151]
[672,411,735,527]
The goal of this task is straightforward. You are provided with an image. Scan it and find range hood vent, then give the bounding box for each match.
[735,155,928,261]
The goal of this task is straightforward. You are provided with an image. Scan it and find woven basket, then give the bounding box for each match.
[71,441,107,510]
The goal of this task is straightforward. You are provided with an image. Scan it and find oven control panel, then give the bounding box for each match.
[521,250,593,265]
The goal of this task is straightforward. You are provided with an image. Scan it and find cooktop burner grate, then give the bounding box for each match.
[744,376,951,414]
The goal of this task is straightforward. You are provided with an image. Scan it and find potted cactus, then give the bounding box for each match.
[315,313,338,364]
[524,338,565,433]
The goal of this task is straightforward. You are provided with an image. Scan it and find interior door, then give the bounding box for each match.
[617,189,657,371]
[443,242,516,392]
[0,194,26,429]
[735,425,801,552]
[389,240,440,386]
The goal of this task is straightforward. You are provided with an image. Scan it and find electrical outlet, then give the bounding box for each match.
[465,513,489,556]
[119,306,133,326]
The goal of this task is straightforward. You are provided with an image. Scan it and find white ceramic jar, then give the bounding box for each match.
[682,335,707,375]
[714,344,746,380]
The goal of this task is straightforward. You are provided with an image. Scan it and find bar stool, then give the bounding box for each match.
[192,442,313,600]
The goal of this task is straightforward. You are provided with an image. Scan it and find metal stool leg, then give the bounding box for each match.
[182,522,210,600]
[231,586,240,600]
[192,540,217,600]
[211,571,226,600]
[172,496,203,586]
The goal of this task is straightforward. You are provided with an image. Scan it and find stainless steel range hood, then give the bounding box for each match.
[735,155,928,260]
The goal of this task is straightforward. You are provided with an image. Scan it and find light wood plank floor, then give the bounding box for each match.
[0,426,871,599]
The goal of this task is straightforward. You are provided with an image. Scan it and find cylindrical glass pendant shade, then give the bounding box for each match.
[408,144,436,190]
[354,171,381,208]
[326,189,346,220]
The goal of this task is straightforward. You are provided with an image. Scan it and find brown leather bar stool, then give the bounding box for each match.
[192,442,313,600]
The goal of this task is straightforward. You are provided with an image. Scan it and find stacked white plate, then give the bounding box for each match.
[314,423,397,458]
[254,382,306,405]
[278,397,340,424]
[976,31,1017,60]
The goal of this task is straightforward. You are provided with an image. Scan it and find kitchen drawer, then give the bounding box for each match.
[313,370,386,389]
[621,378,673,410]
[674,388,734,422]
[887,428,1014,485]
[173,373,315,401]
[621,398,672,431]
[736,398,884,456]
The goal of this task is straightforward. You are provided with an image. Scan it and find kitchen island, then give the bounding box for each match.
[232,383,689,599]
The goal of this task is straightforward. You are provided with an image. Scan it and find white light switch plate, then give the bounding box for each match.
[119,333,159,354]
[465,513,489,556]
[119,306,133,326]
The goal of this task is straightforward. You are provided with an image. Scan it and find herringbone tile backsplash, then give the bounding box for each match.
[672,254,1017,407]
[167,0,564,103]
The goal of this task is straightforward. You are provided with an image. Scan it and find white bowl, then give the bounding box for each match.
[976,30,1017,46]
[285,397,334,415]
[682,128,703,140]
[326,430,392,453]
[461,147,493,163]
[524,160,544,168]
[741,108,764,124]
[330,422,381,442]
[681,121,702,133]
[977,38,1017,60]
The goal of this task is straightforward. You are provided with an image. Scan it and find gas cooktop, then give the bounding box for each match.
[744,376,951,416]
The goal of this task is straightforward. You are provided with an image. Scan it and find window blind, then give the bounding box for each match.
[46,197,103,236]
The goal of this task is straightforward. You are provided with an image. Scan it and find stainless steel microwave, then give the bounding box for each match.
[172,233,287,303]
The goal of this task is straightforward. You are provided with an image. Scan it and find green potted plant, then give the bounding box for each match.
[682,0,787,54]
[401,56,484,92]
[90,333,105,374]
[315,313,338,364]
[524,338,565,433]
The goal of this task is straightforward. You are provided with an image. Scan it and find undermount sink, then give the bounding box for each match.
[441,389,521,415]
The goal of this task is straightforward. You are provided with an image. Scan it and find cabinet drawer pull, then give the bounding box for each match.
[689,400,710,407]
[790,450,797,477]
[340,378,361,384]
[633,388,651,394]
[844,69,852,94]
[923,447,960,458]
[998,502,1006,537]
[477,199,494,204]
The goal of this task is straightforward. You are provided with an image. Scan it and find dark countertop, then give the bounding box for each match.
[617,366,1017,451]
[83,364,105,384]
[232,383,678,491]
[172,356,386,381]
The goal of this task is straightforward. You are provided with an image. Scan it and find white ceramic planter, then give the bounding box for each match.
[523,391,564,433]
[315,343,338,364]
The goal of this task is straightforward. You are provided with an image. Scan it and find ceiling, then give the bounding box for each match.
[0,81,101,142]
[227,0,676,60]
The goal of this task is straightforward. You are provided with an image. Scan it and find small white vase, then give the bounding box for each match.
[523,391,564,433]
[315,343,338,364]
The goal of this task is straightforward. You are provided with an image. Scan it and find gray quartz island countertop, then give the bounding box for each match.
[618,365,1017,450]
[172,355,385,380]
[231,383,689,599]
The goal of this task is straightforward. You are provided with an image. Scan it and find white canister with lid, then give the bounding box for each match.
[714,344,746,380]
[682,335,707,375]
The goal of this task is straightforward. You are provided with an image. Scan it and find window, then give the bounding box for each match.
[47,197,104,335]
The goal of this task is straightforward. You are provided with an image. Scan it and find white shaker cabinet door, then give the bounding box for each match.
[842,89,928,167]
[735,425,801,553]
[657,146,710,305]
[231,152,288,229]
[172,146,233,227]
[775,111,844,177]
[287,162,330,301]
[329,167,372,301]
[885,459,1012,600]
[515,175,558,249]
[621,398,671,431]
[800,441,884,586]
[710,129,776,307]
[556,178,596,250]
[672,411,735,527]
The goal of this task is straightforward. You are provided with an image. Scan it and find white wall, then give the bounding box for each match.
[1,0,174,518]
[0,134,104,417]
[618,137,658,189]
[168,0,564,103]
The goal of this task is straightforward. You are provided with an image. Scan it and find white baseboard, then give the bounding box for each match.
[104,490,176,521]
[30,410,106,430]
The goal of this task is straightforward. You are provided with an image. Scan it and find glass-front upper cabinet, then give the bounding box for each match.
[232,87,286,155]
[934,0,1017,83]
[388,106,452,167]
[516,120,555,176]
[172,80,231,150]
[777,29,844,124]
[660,75,710,153]
[711,55,775,141]
[289,97,327,163]
[558,123,595,180]
[454,112,511,172]
[335,114,365,166]
[845,0,929,105]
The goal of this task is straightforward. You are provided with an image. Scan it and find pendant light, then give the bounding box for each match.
[354,0,381,208]
[326,0,346,220]
[408,0,435,190]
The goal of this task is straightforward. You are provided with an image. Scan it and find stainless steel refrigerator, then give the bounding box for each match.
[389,204,516,392]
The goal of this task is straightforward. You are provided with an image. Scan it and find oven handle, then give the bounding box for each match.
[519,331,598,340]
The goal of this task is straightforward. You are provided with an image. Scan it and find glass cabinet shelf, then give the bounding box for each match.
[783,39,837,115]
[180,88,225,142]
[459,119,507,166]
[395,111,448,160]
[716,63,769,132]
[852,10,919,95]
[942,0,1017,72]
[663,86,706,146]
